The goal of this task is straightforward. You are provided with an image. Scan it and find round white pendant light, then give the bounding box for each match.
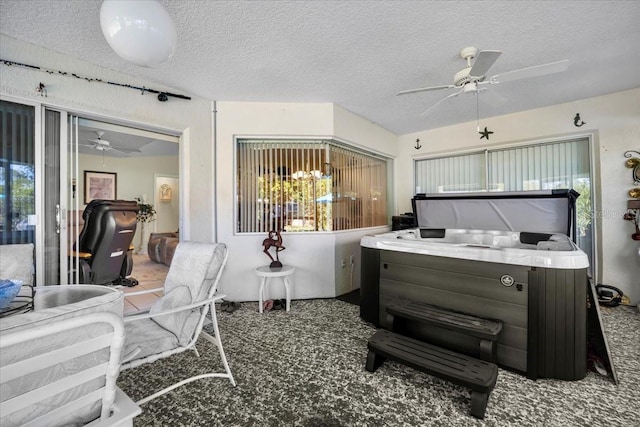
[100,0,177,68]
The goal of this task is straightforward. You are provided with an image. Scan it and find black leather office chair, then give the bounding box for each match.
[70,199,139,287]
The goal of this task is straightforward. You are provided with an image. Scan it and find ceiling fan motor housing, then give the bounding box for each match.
[460,46,478,61]
[454,47,488,86]
[454,67,473,86]
[454,67,486,87]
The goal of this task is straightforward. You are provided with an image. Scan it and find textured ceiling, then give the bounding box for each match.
[1,0,639,135]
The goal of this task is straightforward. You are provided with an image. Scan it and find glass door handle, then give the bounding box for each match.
[55,204,61,234]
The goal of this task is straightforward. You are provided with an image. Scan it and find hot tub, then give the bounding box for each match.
[360,190,590,380]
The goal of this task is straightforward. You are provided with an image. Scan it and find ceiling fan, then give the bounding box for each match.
[397,47,569,116]
[81,131,142,155]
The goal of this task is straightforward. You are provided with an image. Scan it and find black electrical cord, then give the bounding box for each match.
[595,284,623,307]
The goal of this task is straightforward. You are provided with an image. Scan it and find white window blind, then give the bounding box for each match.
[330,145,388,230]
[488,140,590,192]
[414,152,487,193]
[237,139,388,233]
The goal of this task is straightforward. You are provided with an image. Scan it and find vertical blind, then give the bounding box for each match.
[329,145,387,230]
[237,140,327,233]
[488,140,590,191]
[414,151,486,193]
[237,139,388,233]
[0,100,36,244]
[43,110,61,285]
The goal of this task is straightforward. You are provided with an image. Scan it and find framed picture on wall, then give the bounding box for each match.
[159,183,172,202]
[84,170,117,204]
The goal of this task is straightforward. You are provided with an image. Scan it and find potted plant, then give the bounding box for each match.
[135,197,156,253]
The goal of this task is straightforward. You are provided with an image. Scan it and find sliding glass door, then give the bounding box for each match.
[0,99,74,286]
[3,97,182,286]
[66,114,82,285]
[42,109,64,285]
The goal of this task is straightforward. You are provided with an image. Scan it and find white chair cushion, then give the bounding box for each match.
[163,242,226,303]
[123,318,180,362]
[149,285,199,346]
[141,242,226,346]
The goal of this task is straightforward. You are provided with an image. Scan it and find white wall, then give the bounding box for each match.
[333,104,398,156]
[215,102,395,301]
[396,88,640,304]
[0,34,213,242]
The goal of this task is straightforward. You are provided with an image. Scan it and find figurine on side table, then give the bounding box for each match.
[262,230,285,269]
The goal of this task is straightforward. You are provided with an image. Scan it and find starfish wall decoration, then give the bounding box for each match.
[479,127,494,140]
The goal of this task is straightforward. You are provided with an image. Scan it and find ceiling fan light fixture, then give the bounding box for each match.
[100,0,177,68]
[464,82,479,93]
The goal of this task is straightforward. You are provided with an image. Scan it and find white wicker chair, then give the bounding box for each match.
[121,241,235,405]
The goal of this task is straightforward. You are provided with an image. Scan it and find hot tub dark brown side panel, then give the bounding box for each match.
[360,246,589,381]
[527,267,588,381]
[360,247,380,325]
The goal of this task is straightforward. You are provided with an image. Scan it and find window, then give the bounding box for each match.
[237,139,388,233]
[414,138,594,266]
[0,100,36,244]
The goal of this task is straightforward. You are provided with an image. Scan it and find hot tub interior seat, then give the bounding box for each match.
[392,228,576,250]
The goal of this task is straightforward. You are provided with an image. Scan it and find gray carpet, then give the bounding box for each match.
[117,300,640,426]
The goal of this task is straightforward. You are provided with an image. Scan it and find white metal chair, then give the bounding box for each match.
[121,241,236,405]
[0,306,140,427]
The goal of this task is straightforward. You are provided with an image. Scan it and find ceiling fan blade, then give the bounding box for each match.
[469,50,502,77]
[397,84,456,96]
[109,145,142,154]
[491,60,569,84]
[419,88,465,117]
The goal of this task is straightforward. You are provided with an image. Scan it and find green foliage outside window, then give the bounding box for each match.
[574,180,592,237]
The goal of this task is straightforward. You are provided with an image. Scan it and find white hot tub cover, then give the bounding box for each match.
[411,189,578,237]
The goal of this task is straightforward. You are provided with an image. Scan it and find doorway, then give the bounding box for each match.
[154,175,179,234]
[66,117,180,283]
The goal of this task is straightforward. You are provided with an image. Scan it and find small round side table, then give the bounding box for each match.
[255,265,295,313]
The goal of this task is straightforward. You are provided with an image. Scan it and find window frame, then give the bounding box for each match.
[234,136,392,235]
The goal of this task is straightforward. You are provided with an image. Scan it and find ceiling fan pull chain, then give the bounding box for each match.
[476,89,480,132]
